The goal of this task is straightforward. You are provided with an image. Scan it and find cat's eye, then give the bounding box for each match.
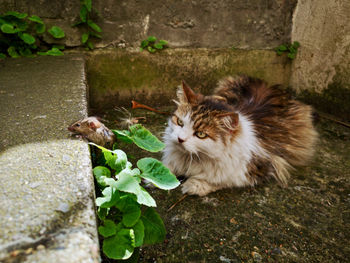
[177,118,184,127]
[195,131,207,139]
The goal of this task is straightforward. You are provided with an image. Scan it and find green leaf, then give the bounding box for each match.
[82,32,89,44]
[97,207,109,220]
[154,43,164,50]
[87,19,102,32]
[114,173,156,207]
[79,5,88,22]
[89,31,102,39]
[147,36,156,42]
[28,15,43,24]
[1,23,17,34]
[140,39,149,48]
[35,23,45,34]
[158,40,168,46]
[112,130,134,144]
[18,32,35,44]
[87,40,94,50]
[93,166,111,187]
[141,207,166,245]
[137,158,180,190]
[287,53,296,59]
[96,186,120,208]
[106,149,128,173]
[84,0,92,12]
[53,44,65,50]
[48,26,65,38]
[103,229,135,260]
[19,47,34,57]
[98,219,118,237]
[116,196,141,227]
[7,46,20,58]
[5,11,27,19]
[0,53,6,59]
[276,50,283,56]
[46,47,64,56]
[292,41,300,48]
[147,46,156,53]
[132,220,144,247]
[128,124,165,152]
[278,44,287,51]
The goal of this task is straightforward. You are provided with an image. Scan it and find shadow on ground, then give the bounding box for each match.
[94,106,350,263]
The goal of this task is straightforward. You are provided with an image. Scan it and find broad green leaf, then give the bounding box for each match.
[140,39,148,48]
[46,47,64,56]
[0,53,6,59]
[116,196,141,227]
[141,207,166,245]
[1,23,16,33]
[18,32,35,44]
[93,166,111,187]
[276,50,283,56]
[48,26,65,38]
[98,219,118,237]
[84,0,92,12]
[292,41,300,48]
[154,43,164,50]
[82,32,89,44]
[97,207,109,220]
[128,124,165,152]
[122,247,140,263]
[7,46,20,58]
[89,31,102,38]
[132,220,144,247]
[87,19,102,32]
[278,45,287,51]
[5,11,27,19]
[112,130,133,144]
[79,5,88,22]
[28,15,43,24]
[96,186,120,208]
[137,158,179,190]
[19,47,34,57]
[147,36,156,42]
[147,46,156,53]
[114,173,156,207]
[53,44,65,50]
[159,40,168,45]
[87,40,94,50]
[103,229,135,260]
[106,149,127,173]
[288,53,296,59]
[35,23,45,34]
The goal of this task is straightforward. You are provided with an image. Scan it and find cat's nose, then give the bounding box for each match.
[178,137,185,143]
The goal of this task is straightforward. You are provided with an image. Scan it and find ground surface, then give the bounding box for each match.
[94,106,350,263]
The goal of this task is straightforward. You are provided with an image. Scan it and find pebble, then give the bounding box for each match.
[251,251,262,262]
[219,255,231,262]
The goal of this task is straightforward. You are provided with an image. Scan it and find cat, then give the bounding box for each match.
[162,75,318,196]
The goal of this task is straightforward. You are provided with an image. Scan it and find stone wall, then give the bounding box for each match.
[0,0,297,48]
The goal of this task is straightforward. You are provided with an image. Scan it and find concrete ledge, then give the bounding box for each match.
[0,55,99,262]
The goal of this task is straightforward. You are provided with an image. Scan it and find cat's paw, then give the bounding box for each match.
[181,178,216,196]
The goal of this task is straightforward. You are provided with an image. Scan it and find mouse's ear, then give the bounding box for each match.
[88,119,101,130]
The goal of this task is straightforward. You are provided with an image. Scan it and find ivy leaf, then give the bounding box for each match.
[7,46,20,58]
[128,124,165,152]
[137,158,180,190]
[132,220,144,247]
[114,173,156,207]
[278,45,287,51]
[28,15,43,24]
[87,19,102,32]
[96,186,120,208]
[0,53,6,59]
[46,47,64,56]
[35,23,45,34]
[147,36,156,42]
[158,40,168,46]
[288,53,296,59]
[84,0,92,12]
[5,11,27,19]
[19,47,34,57]
[93,166,111,187]
[154,43,164,50]
[140,39,149,48]
[292,41,300,48]
[147,46,156,53]
[80,5,88,22]
[141,207,166,245]
[98,219,118,237]
[87,40,94,50]
[82,32,89,44]
[102,229,135,260]
[1,23,17,34]
[18,32,35,44]
[48,26,65,38]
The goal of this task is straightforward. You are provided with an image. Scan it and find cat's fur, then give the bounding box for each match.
[162,75,318,196]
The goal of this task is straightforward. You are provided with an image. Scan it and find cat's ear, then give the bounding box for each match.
[177,81,202,104]
[217,112,239,131]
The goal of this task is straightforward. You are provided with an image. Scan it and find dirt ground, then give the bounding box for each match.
[94,106,350,263]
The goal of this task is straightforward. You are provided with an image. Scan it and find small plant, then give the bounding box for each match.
[73,0,102,50]
[91,124,179,261]
[0,11,65,58]
[275,41,300,60]
[140,36,168,53]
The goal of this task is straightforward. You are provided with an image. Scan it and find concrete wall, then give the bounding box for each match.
[0,0,297,48]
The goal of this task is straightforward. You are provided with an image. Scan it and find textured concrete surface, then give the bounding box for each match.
[86,49,292,111]
[0,55,99,262]
[0,0,297,49]
[291,0,350,92]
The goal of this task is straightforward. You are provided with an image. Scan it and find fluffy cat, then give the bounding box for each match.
[162,75,318,196]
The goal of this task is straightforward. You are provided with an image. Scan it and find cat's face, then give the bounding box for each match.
[165,82,240,157]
